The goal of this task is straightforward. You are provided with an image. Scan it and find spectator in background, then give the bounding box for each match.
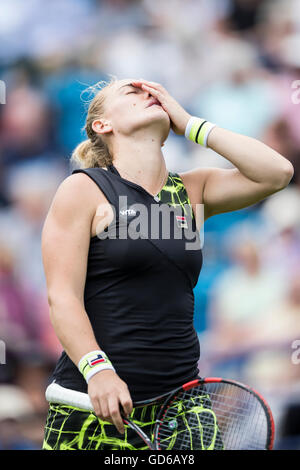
[0,385,39,450]
[204,239,288,357]
[0,161,66,292]
[255,1,300,179]
[225,0,264,34]
[0,238,60,362]
[0,83,58,168]
[260,185,300,277]
[245,274,300,350]
[0,243,33,352]
[0,162,64,361]
[234,272,300,397]
[42,47,108,154]
[0,0,97,64]
[264,34,300,182]
[0,77,62,206]
[190,37,282,140]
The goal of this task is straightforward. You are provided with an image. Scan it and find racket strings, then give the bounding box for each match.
[207,384,268,450]
[156,384,269,450]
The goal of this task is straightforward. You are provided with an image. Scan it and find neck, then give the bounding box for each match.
[111,134,167,196]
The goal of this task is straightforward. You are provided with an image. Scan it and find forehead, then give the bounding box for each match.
[107,79,136,97]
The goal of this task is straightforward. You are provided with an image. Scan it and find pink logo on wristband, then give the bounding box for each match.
[88,353,106,367]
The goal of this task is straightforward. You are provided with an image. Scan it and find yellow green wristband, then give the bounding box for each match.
[78,350,115,383]
[185,117,216,147]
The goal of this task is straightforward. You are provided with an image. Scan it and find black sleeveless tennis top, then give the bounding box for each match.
[51,165,203,401]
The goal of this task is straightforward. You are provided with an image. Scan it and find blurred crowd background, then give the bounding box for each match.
[0,0,300,450]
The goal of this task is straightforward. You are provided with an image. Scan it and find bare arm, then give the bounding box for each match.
[125,80,294,220]
[41,173,132,432]
[180,127,294,220]
[41,173,99,363]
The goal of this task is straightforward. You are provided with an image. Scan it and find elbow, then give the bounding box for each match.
[47,292,60,324]
[47,290,60,309]
[278,161,294,188]
[47,289,83,312]
[271,161,294,191]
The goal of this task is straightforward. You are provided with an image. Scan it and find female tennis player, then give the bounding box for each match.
[41,77,293,450]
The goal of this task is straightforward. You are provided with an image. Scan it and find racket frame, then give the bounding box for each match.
[153,378,275,450]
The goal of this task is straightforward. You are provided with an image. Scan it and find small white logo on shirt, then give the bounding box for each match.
[120,208,137,217]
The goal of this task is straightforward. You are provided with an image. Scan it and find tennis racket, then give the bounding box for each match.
[45,377,275,450]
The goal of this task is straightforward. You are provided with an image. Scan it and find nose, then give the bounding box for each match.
[132,83,152,99]
[144,90,154,106]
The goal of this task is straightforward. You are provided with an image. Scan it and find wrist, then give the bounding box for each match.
[180,112,192,135]
[88,367,116,383]
[171,111,191,135]
[185,116,216,147]
[78,350,115,384]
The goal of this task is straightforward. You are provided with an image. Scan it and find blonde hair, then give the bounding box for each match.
[71,76,118,169]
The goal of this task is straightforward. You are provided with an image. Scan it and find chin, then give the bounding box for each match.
[133,111,170,137]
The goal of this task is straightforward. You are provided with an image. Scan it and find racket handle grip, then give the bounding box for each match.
[45,382,93,411]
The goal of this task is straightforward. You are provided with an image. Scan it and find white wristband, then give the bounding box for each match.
[78,350,116,384]
[185,116,216,147]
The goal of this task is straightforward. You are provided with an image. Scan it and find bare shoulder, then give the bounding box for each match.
[44,171,113,239]
[56,171,105,201]
[50,172,107,217]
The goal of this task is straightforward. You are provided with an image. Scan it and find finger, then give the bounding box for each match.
[131,79,163,91]
[130,81,153,91]
[90,395,102,418]
[130,81,163,99]
[136,78,162,88]
[100,400,112,423]
[140,84,162,98]
[108,397,125,435]
[119,392,133,418]
[129,82,152,93]
[141,85,166,105]
[145,81,164,91]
